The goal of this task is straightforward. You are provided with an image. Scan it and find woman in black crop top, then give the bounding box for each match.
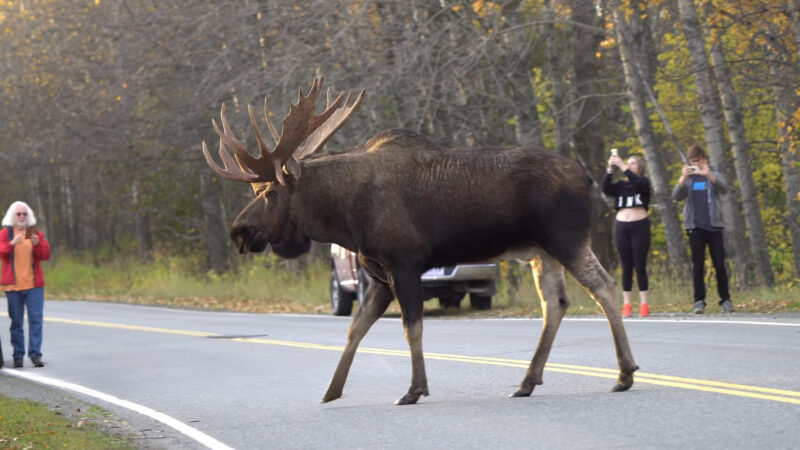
[603,153,652,318]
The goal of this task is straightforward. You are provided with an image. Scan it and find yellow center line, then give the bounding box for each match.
[46,317,220,338]
[47,317,800,405]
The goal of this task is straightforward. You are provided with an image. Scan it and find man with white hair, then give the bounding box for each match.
[1,201,51,368]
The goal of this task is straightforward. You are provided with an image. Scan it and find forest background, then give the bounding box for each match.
[1,0,799,312]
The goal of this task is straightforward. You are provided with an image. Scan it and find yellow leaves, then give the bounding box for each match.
[472,0,500,18]
[599,37,617,50]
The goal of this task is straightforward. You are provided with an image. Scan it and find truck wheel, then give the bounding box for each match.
[438,293,464,309]
[331,269,355,316]
[469,293,492,310]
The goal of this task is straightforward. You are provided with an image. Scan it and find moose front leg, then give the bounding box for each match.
[390,268,429,405]
[323,280,393,403]
[512,253,570,397]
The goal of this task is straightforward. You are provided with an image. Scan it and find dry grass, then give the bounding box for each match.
[45,255,800,316]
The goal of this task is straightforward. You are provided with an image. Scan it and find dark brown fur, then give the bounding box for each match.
[230,128,638,405]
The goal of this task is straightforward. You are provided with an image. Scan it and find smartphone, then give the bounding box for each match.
[689,166,700,173]
[610,148,618,157]
[25,226,37,239]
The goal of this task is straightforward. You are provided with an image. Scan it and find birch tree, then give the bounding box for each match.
[610,0,689,271]
[703,2,774,287]
[677,0,750,286]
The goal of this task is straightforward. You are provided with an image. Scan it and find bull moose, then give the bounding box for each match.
[202,77,638,405]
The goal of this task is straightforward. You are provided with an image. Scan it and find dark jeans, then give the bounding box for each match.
[615,217,650,292]
[6,287,45,359]
[687,228,730,304]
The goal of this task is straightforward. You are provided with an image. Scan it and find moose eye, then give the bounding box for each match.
[267,190,278,201]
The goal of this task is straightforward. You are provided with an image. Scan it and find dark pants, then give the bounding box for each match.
[687,228,730,304]
[614,217,650,292]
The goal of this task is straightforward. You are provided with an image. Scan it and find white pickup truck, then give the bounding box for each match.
[329,244,497,316]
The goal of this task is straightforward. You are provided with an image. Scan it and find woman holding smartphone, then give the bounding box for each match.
[1,201,51,368]
[603,151,652,318]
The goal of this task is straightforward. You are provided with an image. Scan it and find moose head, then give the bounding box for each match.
[202,77,364,258]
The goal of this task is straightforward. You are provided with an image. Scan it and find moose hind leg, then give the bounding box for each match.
[565,246,639,392]
[391,268,429,405]
[512,253,570,397]
[322,280,393,403]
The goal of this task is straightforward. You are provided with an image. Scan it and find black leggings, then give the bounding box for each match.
[614,217,650,292]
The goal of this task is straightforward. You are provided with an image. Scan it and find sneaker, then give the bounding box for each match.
[13,357,23,368]
[622,303,632,318]
[720,300,735,313]
[639,303,650,317]
[31,355,45,368]
[693,300,705,314]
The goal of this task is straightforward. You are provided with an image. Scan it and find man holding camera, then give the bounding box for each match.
[673,144,734,314]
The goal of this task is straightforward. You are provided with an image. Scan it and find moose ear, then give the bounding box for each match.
[284,157,303,181]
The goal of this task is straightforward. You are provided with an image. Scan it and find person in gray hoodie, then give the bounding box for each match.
[673,144,734,314]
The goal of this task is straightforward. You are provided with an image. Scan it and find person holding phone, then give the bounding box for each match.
[672,145,734,314]
[603,150,652,318]
[1,201,51,368]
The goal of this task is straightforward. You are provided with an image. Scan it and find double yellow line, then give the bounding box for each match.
[46,317,800,405]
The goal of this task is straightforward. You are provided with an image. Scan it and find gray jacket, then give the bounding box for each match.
[672,170,729,230]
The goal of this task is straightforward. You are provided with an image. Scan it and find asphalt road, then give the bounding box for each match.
[1,300,799,449]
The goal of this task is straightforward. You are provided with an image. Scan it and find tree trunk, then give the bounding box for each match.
[60,166,79,251]
[793,0,800,56]
[677,0,750,287]
[201,172,231,273]
[500,1,545,150]
[544,0,571,157]
[568,0,615,270]
[131,179,153,263]
[611,0,689,272]
[769,53,800,277]
[703,4,774,287]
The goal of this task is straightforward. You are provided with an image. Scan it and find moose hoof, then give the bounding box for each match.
[611,371,636,392]
[509,389,533,398]
[394,392,422,405]
[611,383,631,392]
[321,391,343,403]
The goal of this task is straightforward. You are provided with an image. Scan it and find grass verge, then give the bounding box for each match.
[0,394,133,449]
[44,254,800,316]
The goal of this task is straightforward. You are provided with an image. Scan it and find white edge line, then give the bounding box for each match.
[231,313,800,327]
[429,317,800,327]
[0,368,234,450]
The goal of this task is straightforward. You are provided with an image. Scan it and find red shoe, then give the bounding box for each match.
[622,303,632,318]
[639,303,650,317]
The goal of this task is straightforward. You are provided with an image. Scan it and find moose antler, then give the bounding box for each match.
[295,88,366,160]
[202,77,364,185]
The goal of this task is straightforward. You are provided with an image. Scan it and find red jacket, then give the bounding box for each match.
[0,227,50,288]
